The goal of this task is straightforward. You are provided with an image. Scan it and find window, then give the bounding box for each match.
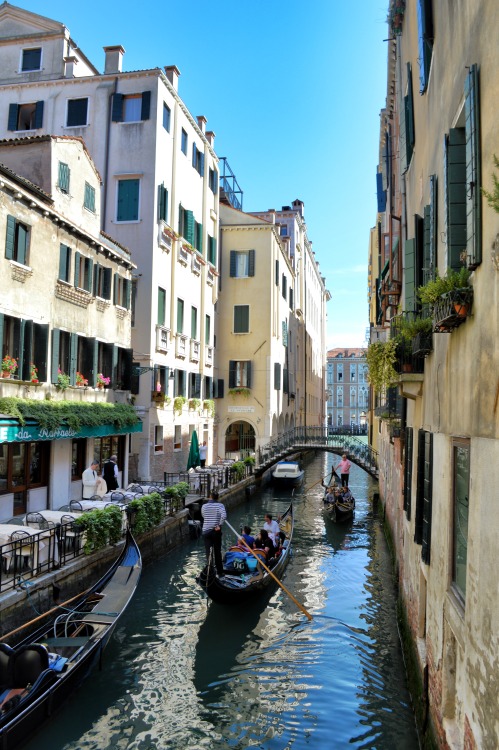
[158,183,168,222]
[403,427,414,520]
[93,264,112,299]
[337,386,343,407]
[0,441,49,504]
[74,252,93,292]
[174,425,182,450]
[154,426,164,453]
[452,440,470,602]
[274,362,281,390]
[71,439,86,481]
[188,372,201,398]
[178,205,195,244]
[1,314,48,382]
[282,274,287,299]
[337,415,343,427]
[117,178,140,222]
[5,216,30,265]
[163,103,171,131]
[229,360,251,388]
[289,287,294,310]
[66,98,88,127]
[350,387,356,406]
[415,429,433,564]
[229,249,255,278]
[158,287,166,326]
[93,436,125,470]
[58,243,72,283]
[417,0,433,94]
[21,47,41,72]
[234,305,249,333]
[209,168,218,194]
[84,182,96,212]
[280,225,287,236]
[204,375,213,399]
[208,235,217,266]
[194,221,203,253]
[205,314,211,344]
[351,366,356,381]
[114,274,131,308]
[111,92,151,122]
[337,364,343,381]
[177,298,184,334]
[192,143,204,176]
[404,63,415,165]
[191,306,198,340]
[181,128,188,154]
[58,162,70,194]
[8,101,43,131]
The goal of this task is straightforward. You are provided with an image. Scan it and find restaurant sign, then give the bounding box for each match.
[0,420,142,444]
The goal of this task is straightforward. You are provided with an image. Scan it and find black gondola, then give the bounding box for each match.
[0,528,141,750]
[323,489,355,523]
[197,504,294,605]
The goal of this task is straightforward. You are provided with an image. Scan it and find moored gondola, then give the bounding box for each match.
[0,528,141,750]
[197,504,294,605]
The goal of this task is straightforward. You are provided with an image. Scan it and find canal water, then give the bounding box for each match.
[26,454,419,750]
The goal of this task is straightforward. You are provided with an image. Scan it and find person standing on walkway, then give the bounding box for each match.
[201,490,227,576]
[103,454,119,491]
[334,454,352,487]
[82,459,100,498]
[199,441,208,468]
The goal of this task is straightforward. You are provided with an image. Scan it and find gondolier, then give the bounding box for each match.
[201,491,227,577]
[334,454,352,487]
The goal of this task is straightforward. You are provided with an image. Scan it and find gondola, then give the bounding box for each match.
[197,504,294,605]
[0,527,141,750]
[323,489,355,523]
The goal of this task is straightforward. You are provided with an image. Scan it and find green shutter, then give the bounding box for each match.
[91,339,98,387]
[246,361,252,388]
[429,174,437,276]
[405,64,415,165]
[51,329,60,383]
[158,184,168,222]
[58,162,70,193]
[69,333,78,385]
[158,287,166,325]
[74,251,81,288]
[59,244,70,281]
[103,267,112,300]
[465,64,481,268]
[112,345,119,387]
[205,314,211,342]
[274,363,281,390]
[191,307,197,339]
[177,298,184,333]
[404,239,416,313]
[117,179,139,221]
[445,129,467,270]
[34,101,44,129]
[230,250,236,276]
[17,223,28,265]
[185,210,195,245]
[8,103,18,131]
[5,215,15,260]
[248,249,255,276]
[33,323,48,382]
[113,273,119,304]
[423,205,431,278]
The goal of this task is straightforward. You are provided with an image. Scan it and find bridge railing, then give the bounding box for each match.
[257,427,378,476]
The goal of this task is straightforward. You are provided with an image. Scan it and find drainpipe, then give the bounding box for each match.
[102,77,118,230]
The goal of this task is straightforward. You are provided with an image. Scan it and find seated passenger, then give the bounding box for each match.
[324,486,336,504]
[239,526,255,549]
[263,514,280,544]
[258,529,275,560]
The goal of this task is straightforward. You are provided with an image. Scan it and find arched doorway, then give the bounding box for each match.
[225,421,256,459]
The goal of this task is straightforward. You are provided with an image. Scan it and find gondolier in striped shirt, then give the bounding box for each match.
[201,490,227,577]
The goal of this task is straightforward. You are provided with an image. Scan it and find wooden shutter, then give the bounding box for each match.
[283,368,289,394]
[421,431,433,564]
[444,129,467,270]
[192,143,197,168]
[185,210,195,245]
[58,162,70,192]
[404,64,415,165]
[417,0,433,94]
[17,223,28,265]
[5,215,15,260]
[275,259,279,285]
[404,239,416,313]
[376,171,387,213]
[67,98,88,127]
[103,267,112,300]
[8,103,18,131]
[248,249,255,276]
[429,174,437,275]
[112,345,119,387]
[194,373,201,399]
[158,288,165,326]
[93,263,100,296]
[34,101,44,129]
[191,306,197,339]
[59,244,70,282]
[131,362,140,395]
[112,94,123,122]
[18,319,27,380]
[229,360,236,388]
[158,184,168,222]
[403,427,413,520]
[141,91,151,120]
[414,429,425,545]
[69,333,78,385]
[274,363,281,390]
[51,329,60,383]
[465,64,481,268]
[33,323,48,383]
[199,152,205,177]
[74,251,81,288]
[289,288,294,310]
[177,298,184,333]
[81,337,94,382]
[230,250,236,277]
[117,179,139,221]
[216,379,224,398]
[245,361,252,388]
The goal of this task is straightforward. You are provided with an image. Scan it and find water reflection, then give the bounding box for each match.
[25,454,418,750]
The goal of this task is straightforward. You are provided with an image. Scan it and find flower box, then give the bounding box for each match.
[433,288,473,332]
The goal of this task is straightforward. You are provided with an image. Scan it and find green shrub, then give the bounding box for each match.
[127,492,165,535]
[74,504,124,555]
[230,461,245,480]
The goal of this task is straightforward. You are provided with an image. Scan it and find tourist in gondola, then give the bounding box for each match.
[201,490,227,577]
[257,529,275,560]
[263,513,280,544]
[324,485,336,505]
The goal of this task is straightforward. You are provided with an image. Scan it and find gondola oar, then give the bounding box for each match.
[0,587,92,641]
[223,519,313,622]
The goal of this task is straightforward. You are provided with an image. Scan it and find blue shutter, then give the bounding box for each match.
[192,143,197,167]
[141,91,151,120]
[199,153,205,177]
[275,259,279,285]
[248,249,255,276]
[230,250,236,277]
[8,104,18,131]
[5,215,15,260]
[34,101,44,129]
[465,64,481,268]
[112,94,123,122]
[376,171,386,213]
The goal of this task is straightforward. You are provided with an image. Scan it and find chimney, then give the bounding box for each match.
[292,198,304,217]
[103,45,125,74]
[197,115,207,134]
[165,65,180,91]
[206,130,215,147]
[64,56,78,78]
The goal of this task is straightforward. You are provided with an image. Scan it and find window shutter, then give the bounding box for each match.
[93,263,100,296]
[404,427,413,520]
[67,98,88,127]
[178,204,184,235]
[117,179,139,221]
[113,273,119,304]
[141,91,151,120]
[58,162,70,192]
[192,143,197,168]
[191,306,197,339]
[112,94,123,122]
[289,288,294,310]
[404,239,416,313]
[429,174,437,275]
[8,104,18,131]
[274,362,281,390]
[111,345,119,387]
[230,250,236,277]
[283,368,289,394]
[465,64,481,268]
[195,373,201,399]
[124,279,131,309]
[209,236,217,266]
[69,333,78,385]
[59,244,69,281]
[199,152,205,177]
[248,249,255,276]
[33,323,48,383]
[85,258,93,292]
[404,64,415,165]
[246,361,252,388]
[18,318,27,380]
[444,129,467,270]
[5,215,15,260]
[158,184,168,222]
[216,379,224,398]
[275,259,279,285]
[34,101,44,129]
[51,329,60,383]
[421,431,433,564]
[131,362,140,395]
[229,360,236,388]
[376,171,387,213]
[414,429,426,545]
[177,298,184,333]
[158,288,165,325]
[17,223,28,265]
[103,267,112,299]
[185,210,195,245]
[74,251,81,288]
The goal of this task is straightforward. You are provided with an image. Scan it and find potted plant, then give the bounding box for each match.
[397,316,433,357]
[419,267,473,331]
[203,399,215,417]
[76,371,88,387]
[418,267,471,309]
[188,398,201,411]
[228,387,251,398]
[56,369,71,390]
[97,373,111,389]
[30,362,39,384]
[173,396,187,414]
[2,355,17,378]
[365,339,399,393]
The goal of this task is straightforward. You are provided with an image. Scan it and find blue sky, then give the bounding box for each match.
[23,0,389,349]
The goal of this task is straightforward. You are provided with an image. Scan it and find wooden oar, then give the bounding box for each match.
[223,519,313,622]
[0,587,92,642]
[304,474,328,493]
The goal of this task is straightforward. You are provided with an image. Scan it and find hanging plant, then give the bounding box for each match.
[173,396,187,414]
[228,387,251,398]
[188,398,201,411]
[365,339,399,393]
[203,399,215,417]
[0,397,139,431]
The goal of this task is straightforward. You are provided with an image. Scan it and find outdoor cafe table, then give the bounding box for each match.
[0,523,58,570]
[71,499,124,512]
[103,491,144,503]
[27,510,77,526]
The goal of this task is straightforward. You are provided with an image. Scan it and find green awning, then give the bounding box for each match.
[0,418,142,444]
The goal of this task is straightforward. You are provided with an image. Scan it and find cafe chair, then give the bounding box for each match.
[60,515,79,551]
[25,512,47,530]
[110,491,125,503]
[127,484,144,494]
[69,500,83,512]
[9,530,34,572]
[88,495,102,502]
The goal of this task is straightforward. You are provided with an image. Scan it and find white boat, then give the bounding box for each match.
[271,461,304,487]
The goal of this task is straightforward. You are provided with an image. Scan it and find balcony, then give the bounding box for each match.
[433,288,473,333]
[205,345,213,366]
[156,325,170,353]
[177,244,189,267]
[206,268,215,286]
[175,333,188,358]
[191,253,202,276]
[190,340,200,362]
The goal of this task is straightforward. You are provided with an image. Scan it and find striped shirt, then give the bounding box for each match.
[201,501,227,533]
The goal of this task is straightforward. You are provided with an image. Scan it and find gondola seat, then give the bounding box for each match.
[11,645,49,689]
